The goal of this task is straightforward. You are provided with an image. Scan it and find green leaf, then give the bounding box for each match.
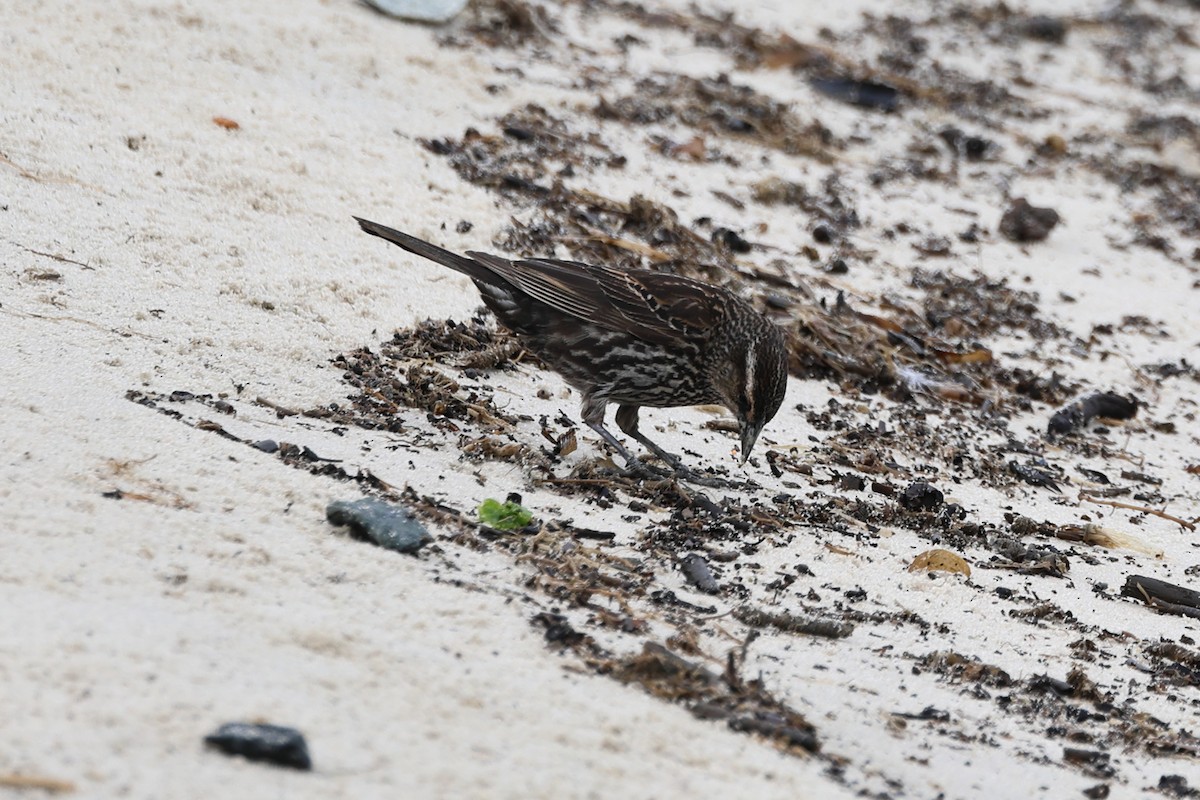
[478,498,533,530]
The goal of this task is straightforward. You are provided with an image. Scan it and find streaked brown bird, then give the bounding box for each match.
[355,217,788,480]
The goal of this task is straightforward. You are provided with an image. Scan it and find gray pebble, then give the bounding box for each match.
[204,722,311,770]
[326,498,431,554]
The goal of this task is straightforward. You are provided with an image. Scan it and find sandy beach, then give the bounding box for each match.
[4,0,1199,797]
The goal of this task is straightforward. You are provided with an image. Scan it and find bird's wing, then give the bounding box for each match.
[467,252,603,323]
[466,252,728,344]
[598,266,729,339]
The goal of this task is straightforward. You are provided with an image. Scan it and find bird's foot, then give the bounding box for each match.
[634,443,749,488]
[619,456,747,490]
[668,467,745,489]
[617,456,674,482]
[645,448,685,472]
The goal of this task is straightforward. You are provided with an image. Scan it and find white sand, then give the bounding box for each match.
[4,0,1199,797]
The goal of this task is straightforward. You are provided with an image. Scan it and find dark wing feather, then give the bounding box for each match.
[466,252,728,345]
[598,267,728,340]
[466,252,603,323]
[356,218,504,284]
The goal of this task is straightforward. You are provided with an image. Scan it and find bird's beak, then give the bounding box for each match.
[739,423,762,464]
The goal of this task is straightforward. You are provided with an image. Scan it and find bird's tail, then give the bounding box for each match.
[354,217,493,281]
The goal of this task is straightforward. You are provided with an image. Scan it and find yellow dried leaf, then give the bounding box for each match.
[908,548,971,577]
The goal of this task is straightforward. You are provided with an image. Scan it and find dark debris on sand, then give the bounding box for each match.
[133,0,1200,789]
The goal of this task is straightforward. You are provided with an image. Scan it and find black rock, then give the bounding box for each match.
[712,227,753,253]
[811,77,900,112]
[1048,392,1139,435]
[1000,198,1060,242]
[938,127,996,160]
[326,497,431,554]
[900,481,944,511]
[1021,16,1067,44]
[204,722,312,771]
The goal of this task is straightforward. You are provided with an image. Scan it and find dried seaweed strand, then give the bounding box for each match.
[1079,493,1195,531]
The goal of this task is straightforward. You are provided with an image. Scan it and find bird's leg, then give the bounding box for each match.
[585,400,738,487]
[584,419,663,477]
[614,405,685,470]
[614,404,742,488]
[582,397,668,479]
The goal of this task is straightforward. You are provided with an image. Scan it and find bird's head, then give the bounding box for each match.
[714,322,788,463]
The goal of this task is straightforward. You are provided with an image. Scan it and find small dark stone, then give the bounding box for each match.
[252,439,279,453]
[939,127,995,160]
[1158,775,1196,798]
[712,227,753,253]
[532,612,585,646]
[502,125,534,141]
[812,223,834,244]
[939,126,964,148]
[810,77,900,112]
[680,553,720,594]
[838,473,866,492]
[456,220,473,234]
[1000,198,1060,242]
[1022,15,1067,44]
[900,481,944,511]
[204,722,311,770]
[963,137,989,160]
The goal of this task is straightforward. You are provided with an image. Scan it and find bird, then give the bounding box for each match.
[355,217,788,481]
